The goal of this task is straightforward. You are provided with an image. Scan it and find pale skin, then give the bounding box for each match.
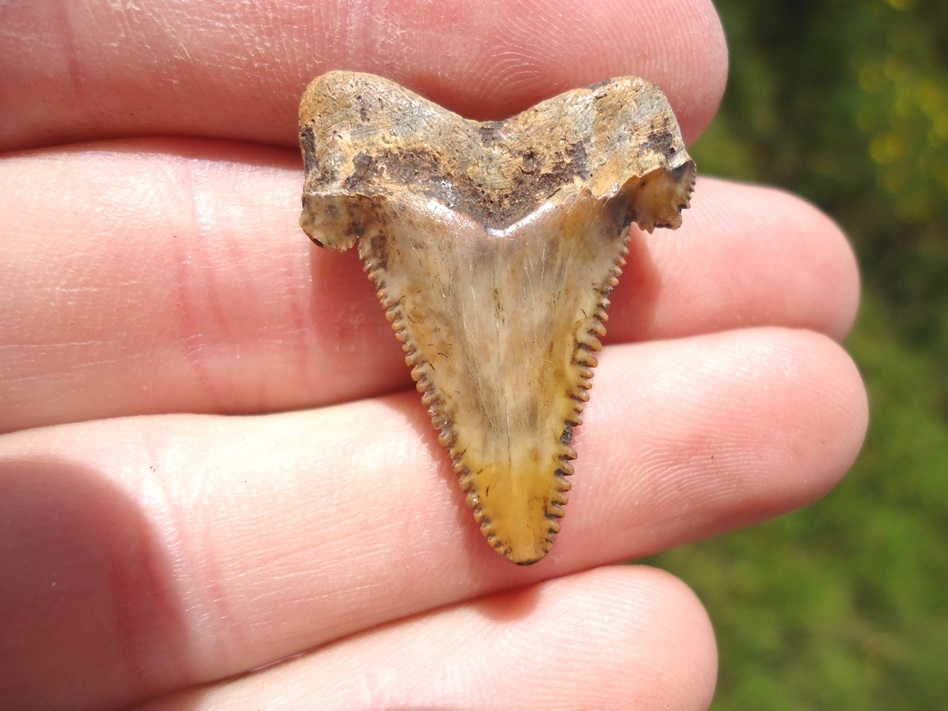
[0,1,867,710]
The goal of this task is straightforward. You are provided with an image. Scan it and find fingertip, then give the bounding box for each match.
[601,565,719,708]
[646,179,862,343]
[404,0,728,140]
[0,0,728,149]
[755,185,862,341]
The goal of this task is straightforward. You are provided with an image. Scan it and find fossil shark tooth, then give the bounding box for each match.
[299,71,695,565]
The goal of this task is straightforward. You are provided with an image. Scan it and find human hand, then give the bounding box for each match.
[0,1,867,709]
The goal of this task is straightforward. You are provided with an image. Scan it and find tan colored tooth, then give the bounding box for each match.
[299,71,695,564]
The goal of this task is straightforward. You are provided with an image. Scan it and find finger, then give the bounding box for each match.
[613,178,861,344]
[133,567,717,711]
[0,0,726,151]
[0,145,858,431]
[0,327,867,708]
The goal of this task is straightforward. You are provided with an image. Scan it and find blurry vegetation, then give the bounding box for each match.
[646,0,948,708]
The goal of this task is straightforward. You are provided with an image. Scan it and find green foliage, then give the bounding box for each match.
[646,0,948,708]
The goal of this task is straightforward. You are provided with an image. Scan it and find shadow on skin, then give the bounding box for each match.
[0,456,191,710]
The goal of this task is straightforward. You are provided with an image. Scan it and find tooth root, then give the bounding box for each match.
[299,71,695,564]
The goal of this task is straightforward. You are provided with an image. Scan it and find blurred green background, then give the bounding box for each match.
[646,0,948,708]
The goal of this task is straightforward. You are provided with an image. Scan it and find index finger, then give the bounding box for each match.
[0,0,727,151]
